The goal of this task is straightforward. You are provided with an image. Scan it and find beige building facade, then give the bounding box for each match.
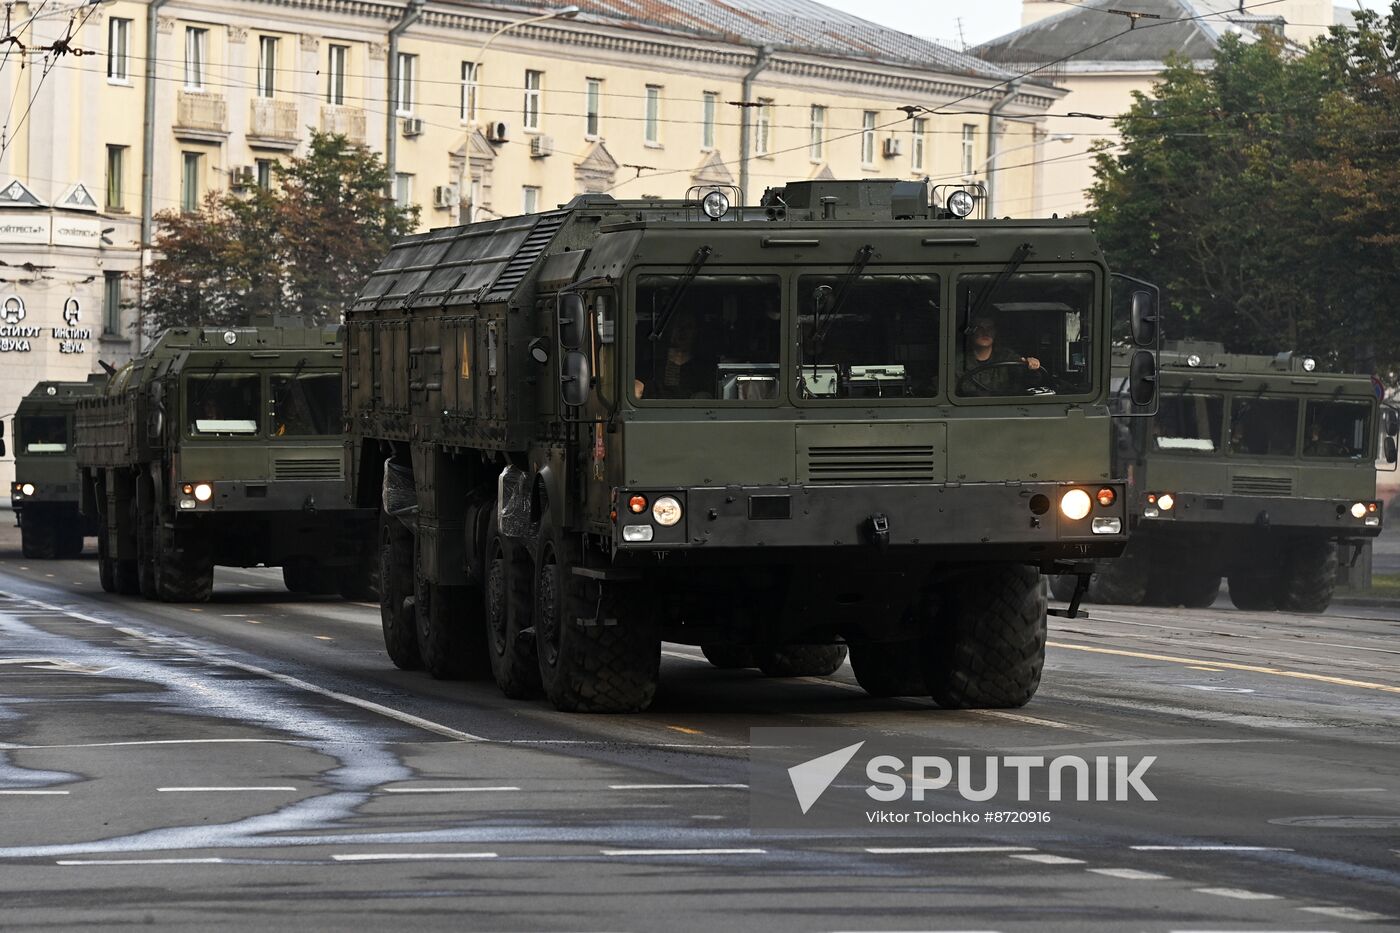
[0,0,1063,494]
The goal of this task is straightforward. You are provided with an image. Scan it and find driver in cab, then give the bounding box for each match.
[962,315,1040,396]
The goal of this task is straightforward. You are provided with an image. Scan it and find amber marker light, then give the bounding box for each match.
[628,494,648,514]
[1096,487,1116,508]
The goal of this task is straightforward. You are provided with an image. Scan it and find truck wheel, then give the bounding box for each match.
[534,523,659,712]
[57,520,85,559]
[282,561,312,594]
[701,645,756,669]
[755,644,848,677]
[153,525,213,603]
[922,563,1047,710]
[1227,572,1277,611]
[1277,539,1337,613]
[338,549,379,602]
[377,518,420,670]
[136,508,157,599]
[97,525,117,593]
[1087,549,1149,606]
[1165,569,1221,609]
[850,640,926,697]
[1048,574,1079,602]
[485,524,541,698]
[20,518,57,559]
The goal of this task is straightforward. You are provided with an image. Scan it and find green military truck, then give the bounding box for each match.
[346,179,1157,712]
[10,376,106,558]
[75,323,377,602]
[1065,341,1393,611]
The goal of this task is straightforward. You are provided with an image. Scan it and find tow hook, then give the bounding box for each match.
[303,495,318,514]
[867,513,890,550]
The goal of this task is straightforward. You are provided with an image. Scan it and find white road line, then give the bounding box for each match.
[381,786,520,794]
[1331,787,1388,793]
[2,738,292,751]
[1088,868,1171,880]
[1010,853,1084,865]
[600,848,766,857]
[607,783,747,790]
[1012,738,1285,753]
[0,789,69,795]
[866,847,1035,855]
[1194,887,1281,900]
[970,710,1091,732]
[1131,845,1293,852]
[57,858,226,866]
[157,786,298,793]
[332,852,498,862]
[1299,905,1393,921]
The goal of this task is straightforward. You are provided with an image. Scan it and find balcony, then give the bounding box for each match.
[174,90,228,143]
[320,105,367,145]
[248,98,300,149]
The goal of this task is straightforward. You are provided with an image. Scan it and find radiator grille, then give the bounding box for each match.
[1231,474,1292,496]
[273,458,342,480]
[802,445,937,485]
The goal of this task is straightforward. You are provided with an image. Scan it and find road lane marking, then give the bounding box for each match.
[600,848,766,857]
[2,738,292,750]
[1189,666,1224,672]
[332,852,498,862]
[866,847,1034,855]
[1195,887,1280,900]
[1049,641,1400,694]
[666,725,703,735]
[1010,738,1284,753]
[1299,905,1393,921]
[1011,854,1084,864]
[970,710,1089,732]
[381,786,520,793]
[608,783,746,790]
[1132,846,1292,852]
[157,786,298,793]
[1331,788,1387,793]
[1088,868,1171,880]
[0,789,69,795]
[58,858,226,866]
[313,636,332,641]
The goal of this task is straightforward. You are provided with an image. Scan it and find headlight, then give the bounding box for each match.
[1186,354,1202,368]
[702,190,730,219]
[1157,493,1175,511]
[947,190,975,218]
[652,496,683,526]
[1060,488,1092,521]
[193,483,213,502]
[622,524,654,542]
[1302,357,1317,372]
[19,483,35,497]
[1091,517,1122,535]
[1351,502,1367,519]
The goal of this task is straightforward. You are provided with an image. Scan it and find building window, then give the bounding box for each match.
[585,78,601,138]
[756,98,773,156]
[702,91,718,150]
[962,124,977,176]
[395,52,416,116]
[105,145,126,211]
[256,159,274,190]
[645,85,661,145]
[103,272,123,337]
[181,151,202,213]
[257,36,277,98]
[522,186,540,214]
[861,111,876,165]
[394,173,413,209]
[523,69,542,131]
[327,44,347,105]
[809,105,825,160]
[184,27,208,90]
[460,62,478,123]
[912,117,927,171]
[107,17,130,82]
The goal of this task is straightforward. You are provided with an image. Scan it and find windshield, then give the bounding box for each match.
[633,274,781,401]
[955,271,1095,398]
[185,373,261,437]
[19,415,68,454]
[1229,397,1298,457]
[1154,394,1223,453]
[1303,399,1371,459]
[271,372,342,437]
[796,274,939,399]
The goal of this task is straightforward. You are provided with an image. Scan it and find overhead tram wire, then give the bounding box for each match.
[0,1,97,160]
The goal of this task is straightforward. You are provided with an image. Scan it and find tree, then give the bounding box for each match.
[1088,4,1400,369]
[142,132,418,334]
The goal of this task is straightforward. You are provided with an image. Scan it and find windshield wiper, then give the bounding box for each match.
[812,244,874,349]
[650,245,712,344]
[188,359,225,416]
[966,241,1033,327]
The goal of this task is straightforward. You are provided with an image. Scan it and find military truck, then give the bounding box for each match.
[346,179,1158,713]
[1061,342,1393,611]
[10,376,107,558]
[75,323,377,602]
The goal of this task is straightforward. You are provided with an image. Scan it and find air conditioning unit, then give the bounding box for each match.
[486,120,509,143]
[433,184,459,209]
[882,137,904,158]
[229,165,256,190]
[401,117,424,138]
[530,134,554,158]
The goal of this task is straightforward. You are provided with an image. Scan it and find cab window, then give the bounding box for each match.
[19,415,68,454]
[271,372,342,437]
[1303,400,1370,459]
[1154,394,1223,452]
[186,373,261,436]
[1229,398,1298,456]
[634,275,781,401]
[955,272,1094,398]
[796,274,939,399]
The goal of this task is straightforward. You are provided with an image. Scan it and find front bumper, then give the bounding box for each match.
[612,481,1127,560]
[1138,492,1382,537]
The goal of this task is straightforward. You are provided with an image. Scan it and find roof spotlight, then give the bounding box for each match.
[1302,357,1317,372]
[947,190,975,218]
[1186,354,1201,368]
[702,190,730,220]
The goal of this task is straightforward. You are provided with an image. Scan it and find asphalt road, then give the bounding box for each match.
[0,519,1397,931]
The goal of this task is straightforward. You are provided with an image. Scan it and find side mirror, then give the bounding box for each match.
[0,439,6,458]
[1386,406,1400,439]
[1130,290,1157,347]
[1129,349,1157,407]
[558,293,586,351]
[561,351,591,407]
[1386,436,1398,465]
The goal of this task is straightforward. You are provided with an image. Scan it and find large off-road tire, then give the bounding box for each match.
[136,506,157,599]
[338,549,379,602]
[923,563,1047,710]
[1087,549,1149,606]
[97,525,117,593]
[57,520,85,559]
[1227,571,1276,611]
[1160,568,1221,609]
[701,645,756,669]
[1277,538,1337,613]
[849,640,927,697]
[152,524,213,603]
[485,523,541,698]
[378,516,421,671]
[283,559,339,596]
[20,517,57,559]
[755,644,848,678]
[534,521,659,712]
[1048,574,1079,602]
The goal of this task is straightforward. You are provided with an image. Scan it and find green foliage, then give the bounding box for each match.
[1089,3,1400,370]
[143,132,418,333]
